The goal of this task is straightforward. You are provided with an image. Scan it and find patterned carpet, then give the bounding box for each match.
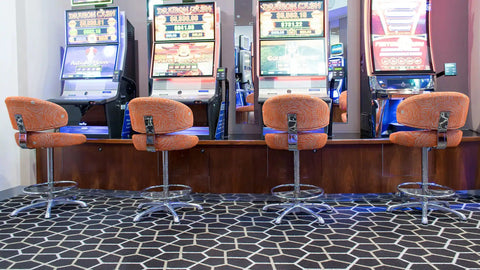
[0,190,479,269]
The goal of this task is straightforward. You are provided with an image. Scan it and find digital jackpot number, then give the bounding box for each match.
[280,21,303,29]
[174,24,195,31]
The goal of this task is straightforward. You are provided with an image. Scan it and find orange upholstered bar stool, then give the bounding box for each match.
[5,96,87,218]
[236,93,254,113]
[128,97,202,223]
[339,91,347,123]
[387,92,469,225]
[262,94,333,224]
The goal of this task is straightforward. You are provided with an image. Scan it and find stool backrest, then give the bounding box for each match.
[396,92,469,130]
[5,96,68,131]
[129,97,194,134]
[262,94,329,131]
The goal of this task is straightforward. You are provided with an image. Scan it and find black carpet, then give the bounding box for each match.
[0,190,479,269]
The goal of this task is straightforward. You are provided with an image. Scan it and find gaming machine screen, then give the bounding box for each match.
[151,42,215,78]
[260,39,326,76]
[370,0,433,72]
[62,45,118,79]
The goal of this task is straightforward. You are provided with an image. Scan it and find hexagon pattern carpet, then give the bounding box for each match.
[0,190,479,269]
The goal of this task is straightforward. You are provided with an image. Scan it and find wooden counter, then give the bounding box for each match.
[36,132,480,194]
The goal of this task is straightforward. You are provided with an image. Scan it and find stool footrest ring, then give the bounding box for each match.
[271,184,324,201]
[23,181,78,196]
[141,184,192,201]
[397,182,455,199]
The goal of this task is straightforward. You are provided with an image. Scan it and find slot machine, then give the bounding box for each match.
[50,0,137,139]
[362,0,435,137]
[149,2,222,139]
[255,0,331,135]
[256,0,329,103]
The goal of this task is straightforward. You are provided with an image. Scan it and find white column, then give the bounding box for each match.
[0,0,21,191]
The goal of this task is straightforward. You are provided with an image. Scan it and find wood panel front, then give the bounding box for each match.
[320,145,385,194]
[37,138,480,194]
[207,145,269,193]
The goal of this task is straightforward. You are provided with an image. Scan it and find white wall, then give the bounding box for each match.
[20,1,70,188]
[0,0,70,191]
[469,0,480,132]
[0,0,21,191]
[16,0,69,100]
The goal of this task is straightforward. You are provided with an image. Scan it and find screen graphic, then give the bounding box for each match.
[66,8,119,45]
[259,0,324,39]
[62,45,118,79]
[260,39,326,76]
[151,42,215,77]
[153,3,215,42]
[371,0,432,72]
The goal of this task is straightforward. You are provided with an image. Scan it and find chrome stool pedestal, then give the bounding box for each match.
[134,151,203,223]
[263,151,332,224]
[10,148,86,218]
[387,147,467,225]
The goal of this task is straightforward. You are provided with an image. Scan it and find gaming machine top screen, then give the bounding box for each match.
[370,0,433,73]
[153,3,215,42]
[259,0,325,39]
[66,7,119,45]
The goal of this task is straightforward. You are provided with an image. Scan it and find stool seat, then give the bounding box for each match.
[132,134,199,152]
[390,130,463,148]
[236,105,254,112]
[14,132,86,149]
[237,93,255,112]
[265,133,327,151]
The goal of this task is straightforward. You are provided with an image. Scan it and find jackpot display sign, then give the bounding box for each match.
[259,0,324,39]
[66,7,119,45]
[151,42,215,77]
[370,0,432,72]
[153,3,215,42]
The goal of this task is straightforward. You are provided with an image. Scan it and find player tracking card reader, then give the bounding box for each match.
[217,68,227,81]
[213,67,228,139]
